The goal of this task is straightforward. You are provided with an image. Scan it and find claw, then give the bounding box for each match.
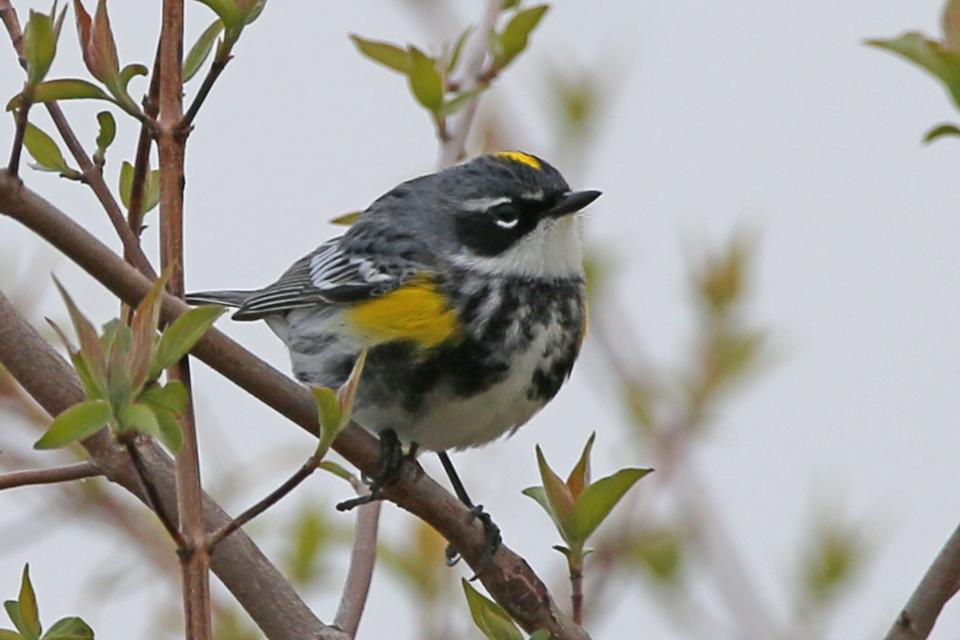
[336,430,406,511]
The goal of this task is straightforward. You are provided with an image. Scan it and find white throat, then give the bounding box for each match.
[453,216,584,279]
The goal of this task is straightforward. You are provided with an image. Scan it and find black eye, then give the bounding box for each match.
[489,204,519,229]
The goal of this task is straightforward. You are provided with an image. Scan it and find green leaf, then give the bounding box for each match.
[336,350,365,424]
[34,399,111,449]
[149,306,225,379]
[349,35,411,74]
[3,602,27,640]
[945,0,960,51]
[495,5,549,69]
[571,467,652,543]
[310,386,340,457]
[24,9,57,85]
[151,407,184,453]
[41,617,93,640]
[867,33,960,109]
[7,79,113,111]
[318,460,358,485]
[528,632,551,640]
[461,579,522,640]
[195,0,242,28]
[501,0,522,9]
[118,160,161,216]
[73,0,120,86]
[533,445,576,543]
[239,0,266,24]
[0,629,22,640]
[438,90,479,117]
[94,110,115,156]
[521,486,564,532]
[565,432,595,499]
[447,25,473,73]
[52,277,107,392]
[127,270,169,389]
[16,566,39,640]
[22,123,69,174]
[119,63,147,92]
[184,19,224,82]
[140,381,188,414]
[923,122,960,143]
[117,401,159,436]
[407,47,444,111]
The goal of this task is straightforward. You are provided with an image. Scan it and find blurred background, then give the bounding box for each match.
[2,1,959,638]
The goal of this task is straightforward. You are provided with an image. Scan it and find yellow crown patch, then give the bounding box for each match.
[492,151,541,170]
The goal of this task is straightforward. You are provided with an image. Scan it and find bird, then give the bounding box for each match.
[186,151,600,566]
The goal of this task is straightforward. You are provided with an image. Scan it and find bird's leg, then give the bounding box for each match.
[336,429,406,511]
[438,451,502,578]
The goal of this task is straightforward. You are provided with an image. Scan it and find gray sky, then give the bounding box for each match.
[2,1,959,638]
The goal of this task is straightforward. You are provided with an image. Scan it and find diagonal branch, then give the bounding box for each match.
[334,482,381,638]
[885,521,960,640]
[0,286,347,640]
[0,172,589,640]
[0,461,101,490]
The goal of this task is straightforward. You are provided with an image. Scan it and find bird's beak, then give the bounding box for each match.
[546,190,602,218]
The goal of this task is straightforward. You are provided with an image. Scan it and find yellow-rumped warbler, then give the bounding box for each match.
[187,151,600,563]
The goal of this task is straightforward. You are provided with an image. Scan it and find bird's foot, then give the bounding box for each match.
[445,503,502,579]
[336,429,408,511]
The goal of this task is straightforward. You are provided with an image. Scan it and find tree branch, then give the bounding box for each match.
[334,482,381,638]
[0,173,589,640]
[885,521,960,640]
[0,461,101,490]
[0,285,347,640]
[181,54,230,132]
[124,437,187,548]
[127,44,162,241]
[0,1,24,67]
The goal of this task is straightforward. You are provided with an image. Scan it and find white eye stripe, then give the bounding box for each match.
[495,216,519,229]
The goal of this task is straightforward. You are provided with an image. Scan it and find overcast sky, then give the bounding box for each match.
[2,1,960,639]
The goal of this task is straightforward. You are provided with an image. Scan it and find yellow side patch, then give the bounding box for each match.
[493,151,542,170]
[346,278,460,348]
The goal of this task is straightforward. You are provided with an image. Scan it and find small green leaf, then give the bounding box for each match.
[566,432,595,499]
[447,25,473,73]
[318,460,358,485]
[94,110,115,156]
[7,79,113,111]
[127,269,170,389]
[140,381,188,414]
[149,306,225,379]
[495,5,549,69]
[239,0,266,24]
[117,402,158,435]
[184,19,224,82]
[438,90,479,117]
[407,47,444,111]
[534,445,576,543]
[0,629,22,640]
[521,486,565,534]
[52,277,107,391]
[336,350,366,423]
[24,9,57,85]
[118,160,161,216]
[923,122,960,143]
[41,617,93,640]
[119,63,147,92]
[461,579,522,640]
[152,407,183,453]
[867,33,960,109]
[195,0,243,28]
[16,566,39,640]
[3,602,26,640]
[349,34,411,74]
[329,210,362,226]
[528,631,551,640]
[571,467,652,543]
[501,0,522,9]
[35,399,111,449]
[311,386,340,457]
[22,123,69,173]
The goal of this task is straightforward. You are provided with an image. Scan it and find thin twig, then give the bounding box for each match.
[334,482,382,637]
[125,438,187,548]
[127,43,162,241]
[181,55,230,132]
[207,454,320,551]
[157,0,211,637]
[885,521,960,640]
[570,562,583,625]
[436,0,501,168]
[7,91,30,177]
[0,461,101,490]
[0,1,24,67]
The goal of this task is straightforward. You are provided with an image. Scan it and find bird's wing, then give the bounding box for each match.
[232,234,431,320]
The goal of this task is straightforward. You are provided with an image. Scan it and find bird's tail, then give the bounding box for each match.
[184,290,254,308]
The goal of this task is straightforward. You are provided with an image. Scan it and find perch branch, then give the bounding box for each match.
[0,461,101,490]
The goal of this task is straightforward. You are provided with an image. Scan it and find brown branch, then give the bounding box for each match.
[570,562,583,625]
[0,0,24,67]
[0,286,346,640]
[0,173,589,640]
[334,483,381,637]
[124,438,187,548]
[156,1,211,638]
[885,521,960,640]
[7,90,29,177]
[127,44,162,240]
[206,453,319,551]
[0,461,101,490]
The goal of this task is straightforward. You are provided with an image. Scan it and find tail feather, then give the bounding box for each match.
[185,290,253,308]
